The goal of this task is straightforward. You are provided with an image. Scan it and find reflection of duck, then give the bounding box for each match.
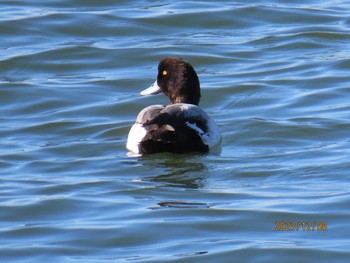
[142,155,208,189]
[127,57,221,154]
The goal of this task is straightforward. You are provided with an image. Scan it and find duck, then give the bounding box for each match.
[126,57,221,155]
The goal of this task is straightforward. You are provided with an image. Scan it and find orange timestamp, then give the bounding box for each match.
[275,221,328,231]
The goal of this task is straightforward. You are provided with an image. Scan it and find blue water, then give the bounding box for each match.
[1,1,350,262]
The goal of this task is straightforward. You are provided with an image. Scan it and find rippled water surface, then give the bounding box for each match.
[1,0,350,262]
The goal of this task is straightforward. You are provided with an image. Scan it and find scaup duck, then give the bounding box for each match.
[126,57,221,154]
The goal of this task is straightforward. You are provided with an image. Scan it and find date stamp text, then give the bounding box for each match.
[275,221,328,231]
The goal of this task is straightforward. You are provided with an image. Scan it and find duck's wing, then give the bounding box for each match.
[135,104,165,124]
[157,103,221,149]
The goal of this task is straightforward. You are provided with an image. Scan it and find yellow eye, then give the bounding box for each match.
[162,70,168,76]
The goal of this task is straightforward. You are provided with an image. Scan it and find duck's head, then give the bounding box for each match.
[140,57,201,105]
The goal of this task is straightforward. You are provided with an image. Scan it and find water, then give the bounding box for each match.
[1,0,350,262]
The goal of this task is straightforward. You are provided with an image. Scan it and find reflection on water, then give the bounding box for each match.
[141,154,208,188]
[151,201,210,210]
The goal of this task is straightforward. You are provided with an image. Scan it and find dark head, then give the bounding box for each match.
[140,58,201,105]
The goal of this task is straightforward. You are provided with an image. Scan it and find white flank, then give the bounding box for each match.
[126,123,147,154]
[186,118,221,149]
[205,117,221,148]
